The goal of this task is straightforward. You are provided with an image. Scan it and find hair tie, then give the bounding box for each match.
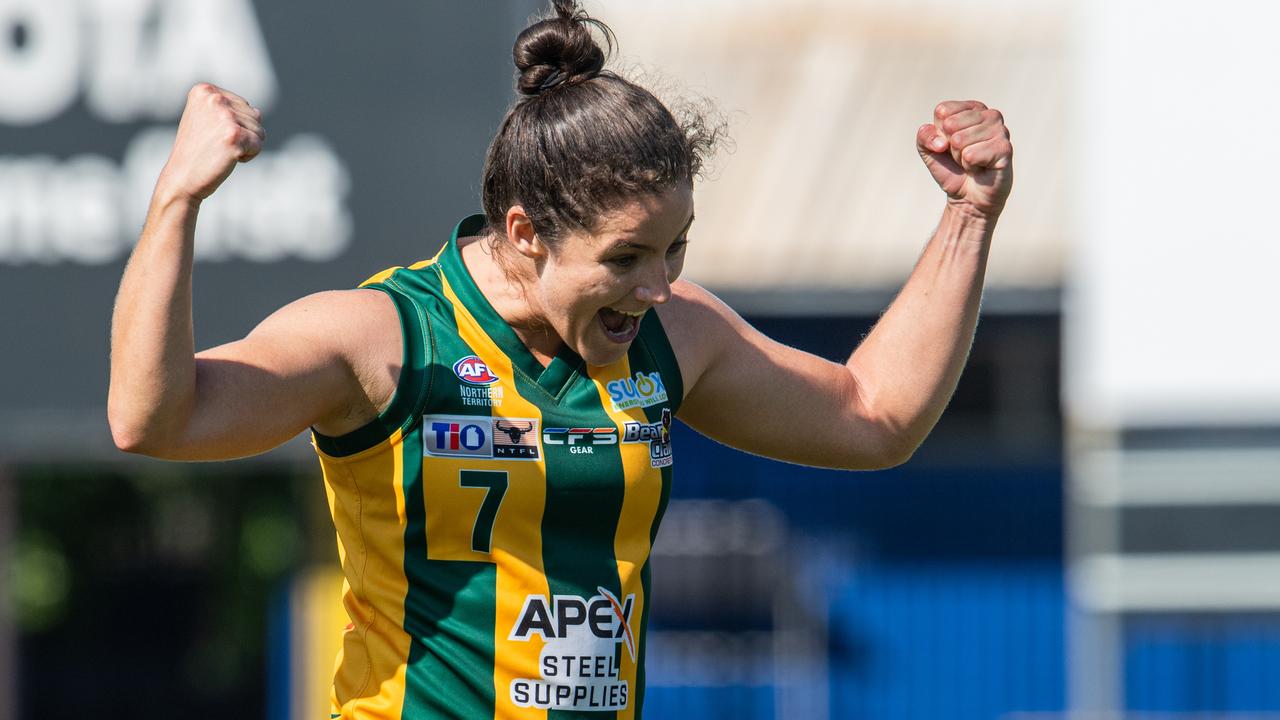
[538,68,566,92]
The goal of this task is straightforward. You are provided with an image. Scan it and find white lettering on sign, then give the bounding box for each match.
[0,128,351,265]
[0,0,80,125]
[0,0,276,125]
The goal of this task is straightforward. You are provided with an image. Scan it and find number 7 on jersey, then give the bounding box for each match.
[459,470,508,554]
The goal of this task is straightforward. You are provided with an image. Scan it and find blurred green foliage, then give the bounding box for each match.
[14,460,334,716]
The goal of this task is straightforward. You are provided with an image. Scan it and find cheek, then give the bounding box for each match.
[539,266,616,322]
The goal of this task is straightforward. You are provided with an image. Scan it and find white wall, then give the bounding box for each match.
[1066,0,1280,427]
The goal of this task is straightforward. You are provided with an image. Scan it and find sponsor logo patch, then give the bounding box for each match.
[453,355,499,386]
[542,427,618,455]
[423,415,539,461]
[606,371,668,411]
[622,408,673,468]
[493,419,539,459]
[508,588,635,711]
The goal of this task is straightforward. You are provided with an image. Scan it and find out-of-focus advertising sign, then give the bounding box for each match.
[0,0,538,459]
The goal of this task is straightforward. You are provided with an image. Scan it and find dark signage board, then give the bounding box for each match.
[0,0,540,460]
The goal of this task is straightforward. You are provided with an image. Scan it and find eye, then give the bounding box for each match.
[667,239,689,256]
[609,254,637,269]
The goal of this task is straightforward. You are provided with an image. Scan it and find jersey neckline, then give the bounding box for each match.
[439,214,584,398]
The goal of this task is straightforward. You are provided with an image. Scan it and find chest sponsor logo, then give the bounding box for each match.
[452,355,499,385]
[606,371,668,411]
[508,588,635,711]
[623,408,673,468]
[492,420,539,459]
[423,415,540,460]
[542,427,618,455]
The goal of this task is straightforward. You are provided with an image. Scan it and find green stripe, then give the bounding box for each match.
[313,277,435,457]
[634,311,683,413]
[395,270,501,718]
[401,425,498,719]
[517,367,626,720]
[628,312,681,717]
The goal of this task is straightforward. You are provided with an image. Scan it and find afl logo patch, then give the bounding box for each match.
[454,355,498,385]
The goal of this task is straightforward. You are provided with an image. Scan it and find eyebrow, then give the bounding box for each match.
[608,213,696,251]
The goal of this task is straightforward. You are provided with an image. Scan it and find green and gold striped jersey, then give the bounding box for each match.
[312,214,680,719]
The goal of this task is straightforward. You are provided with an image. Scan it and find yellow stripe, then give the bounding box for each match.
[589,359,665,720]
[437,271,550,719]
[315,430,412,718]
[359,265,403,288]
[358,244,443,287]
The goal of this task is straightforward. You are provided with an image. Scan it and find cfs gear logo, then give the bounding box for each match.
[423,415,540,460]
[542,427,618,455]
[623,408,673,468]
[453,355,499,385]
[606,371,668,411]
[508,588,635,711]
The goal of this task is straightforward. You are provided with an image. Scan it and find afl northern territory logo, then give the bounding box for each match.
[454,355,499,385]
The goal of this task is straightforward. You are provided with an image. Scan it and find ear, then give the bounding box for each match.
[504,205,547,260]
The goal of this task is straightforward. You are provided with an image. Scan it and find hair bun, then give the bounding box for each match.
[514,0,613,96]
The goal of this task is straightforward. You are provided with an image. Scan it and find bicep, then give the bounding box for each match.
[667,284,900,470]
[161,291,392,460]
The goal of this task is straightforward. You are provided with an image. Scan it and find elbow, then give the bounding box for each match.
[832,427,918,471]
[851,411,924,470]
[107,401,169,457]
[871,435,919,469]
[108,411,151,455]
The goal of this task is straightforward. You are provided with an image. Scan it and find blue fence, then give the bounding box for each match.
[640,423,1067,719]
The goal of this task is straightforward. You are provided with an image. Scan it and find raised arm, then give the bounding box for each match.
[667,100,1012,470]
[108,84,398,460]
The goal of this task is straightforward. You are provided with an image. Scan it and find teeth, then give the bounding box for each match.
[610,308,646,318]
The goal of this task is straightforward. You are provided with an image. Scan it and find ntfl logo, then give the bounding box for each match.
[454,355,499,385]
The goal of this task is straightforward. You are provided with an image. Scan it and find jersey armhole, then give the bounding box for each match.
[312,280,435,457]
[636,310,684,415]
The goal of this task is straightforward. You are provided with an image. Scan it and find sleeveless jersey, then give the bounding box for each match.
[312,214,681,720]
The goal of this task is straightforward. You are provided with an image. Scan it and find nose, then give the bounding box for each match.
[634,262,673,305]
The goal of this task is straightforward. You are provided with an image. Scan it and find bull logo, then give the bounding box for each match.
[495,420,533,444]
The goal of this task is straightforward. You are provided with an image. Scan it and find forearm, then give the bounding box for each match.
[847,202,994,457]
[107,189,200,450]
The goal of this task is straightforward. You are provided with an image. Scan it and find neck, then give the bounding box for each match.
[459,236,563,367]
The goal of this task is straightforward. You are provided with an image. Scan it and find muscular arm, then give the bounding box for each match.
[667,100,1011,470]
[108,83,398,461]
[667,207,990,469]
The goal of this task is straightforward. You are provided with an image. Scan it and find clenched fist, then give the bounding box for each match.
[917,100,1012,219]
[156,83,266,203]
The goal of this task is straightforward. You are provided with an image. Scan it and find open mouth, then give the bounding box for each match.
[597,307,644,344]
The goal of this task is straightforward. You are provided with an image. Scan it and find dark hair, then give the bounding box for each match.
[481,0,721,248]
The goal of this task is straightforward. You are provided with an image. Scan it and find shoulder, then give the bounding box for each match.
[249,288,402,415]
[658,280,744,340]
[653,280,747,398]
[250,288,399,349]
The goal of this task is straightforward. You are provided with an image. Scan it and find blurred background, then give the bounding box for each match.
[1,0,1277,717]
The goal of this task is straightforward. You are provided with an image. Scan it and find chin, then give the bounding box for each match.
[579,341,631,368]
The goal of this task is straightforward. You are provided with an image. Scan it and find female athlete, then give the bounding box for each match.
[108,1,1012,717]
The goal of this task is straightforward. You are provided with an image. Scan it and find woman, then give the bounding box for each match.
[108,1,1012,717]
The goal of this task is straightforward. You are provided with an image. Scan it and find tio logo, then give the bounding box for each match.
[424,416,492,458]
[453,355,499,386]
